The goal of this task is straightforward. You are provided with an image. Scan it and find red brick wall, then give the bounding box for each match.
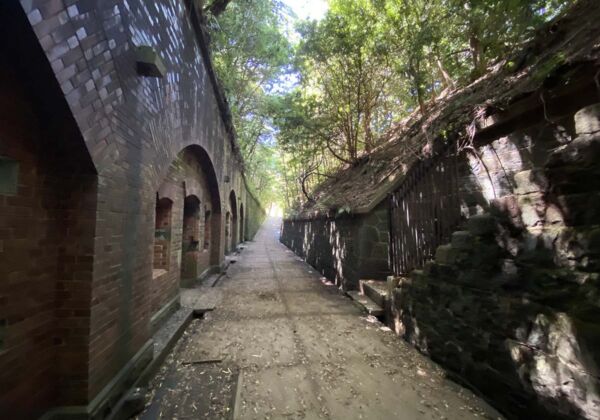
[154,198,173,270]
[227,191,238,253]
[150,148,217,314]
[12,0,253,411]
[0,61,96,417]
[181,196,201,279]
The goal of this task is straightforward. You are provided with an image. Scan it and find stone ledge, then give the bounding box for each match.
[150,294,180,335]
[347,290,384,317]
[110,307,194,420]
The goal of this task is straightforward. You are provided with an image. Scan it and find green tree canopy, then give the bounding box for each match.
[207,0,573,214]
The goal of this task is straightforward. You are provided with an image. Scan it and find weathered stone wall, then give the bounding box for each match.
[391,99,600,419]
[280,57,600,418]
[244,184,266,241]
[0,1,264,418]
[281,201,390,289]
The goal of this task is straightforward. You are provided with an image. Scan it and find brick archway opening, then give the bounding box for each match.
[180,146,222,267]
[228,190,238,253]
[181,195,201,283]
[0,3,98,417]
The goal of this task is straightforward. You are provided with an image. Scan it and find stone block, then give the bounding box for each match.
[435,244,460,265]
[491,195,521,224]
[451,231,473,250]
[553,226,600,271]
[517,193,545,227]
[410,269,425,282]
[136,45,166,78]
[556,193,600,226]
[493,259,519,286]
[514,169,548,195]
[544,203,564,225]
[574,103,600,135]
[547,134,600,168]
[467,214,496,236]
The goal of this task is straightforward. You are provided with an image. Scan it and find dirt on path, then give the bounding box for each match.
[139,217,503,420]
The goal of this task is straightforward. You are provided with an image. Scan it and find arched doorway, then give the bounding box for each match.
[150,145,222,313]
[239,203,245,242]
[0,4,98,415]
[228,190,238,253]
[180,195,201,283]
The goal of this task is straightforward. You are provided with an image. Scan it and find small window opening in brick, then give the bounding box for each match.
[153,197,173,276]
[0,156,19,196]
[204,209,211,250]
[181,196,200,280]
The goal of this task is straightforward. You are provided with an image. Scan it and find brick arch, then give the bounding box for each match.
[180,145,222,267]
[152,145,223,296]
[180,194,201,283]
[228,190,238,253]
[0,2,98,416]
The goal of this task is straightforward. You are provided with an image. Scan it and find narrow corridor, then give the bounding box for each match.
[141,218,502,419]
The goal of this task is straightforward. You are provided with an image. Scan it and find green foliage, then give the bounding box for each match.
[208,0,293,207]
[208,0,574,214]
[296,0,396,159]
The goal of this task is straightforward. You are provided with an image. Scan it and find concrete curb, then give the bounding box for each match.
[108,307,194,420]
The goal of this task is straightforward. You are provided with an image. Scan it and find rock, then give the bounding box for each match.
[121,387,147,418]
[517,193,545,227]
[451,231,473,250]
[574,103,600,135]
[544,203,564,225]
[547,135,600,168]
[497,259,519,284]
[467,214,496,236]
[491,195,522,227]
[469,242,504,269]
[551,226,600,271]
[526,313,600,419]
[435,244,460,265]
[556,193,600,226]
[514,169,548,195]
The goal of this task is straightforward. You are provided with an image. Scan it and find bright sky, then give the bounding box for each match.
[283,0,328,21]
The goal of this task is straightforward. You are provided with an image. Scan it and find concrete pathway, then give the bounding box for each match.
[140,217,502,420]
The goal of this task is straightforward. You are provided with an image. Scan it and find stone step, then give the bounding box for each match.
[359,279,388,308]
[347,290,384,317]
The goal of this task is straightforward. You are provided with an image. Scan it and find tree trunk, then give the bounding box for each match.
[436,57,455,89]
[409,60,427,116]
[363,107,373,153]
[205,0,232,17]
[469,33,485,79]
[416,83,427,116]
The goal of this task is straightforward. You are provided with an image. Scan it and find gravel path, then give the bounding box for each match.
[140,217,503,420]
